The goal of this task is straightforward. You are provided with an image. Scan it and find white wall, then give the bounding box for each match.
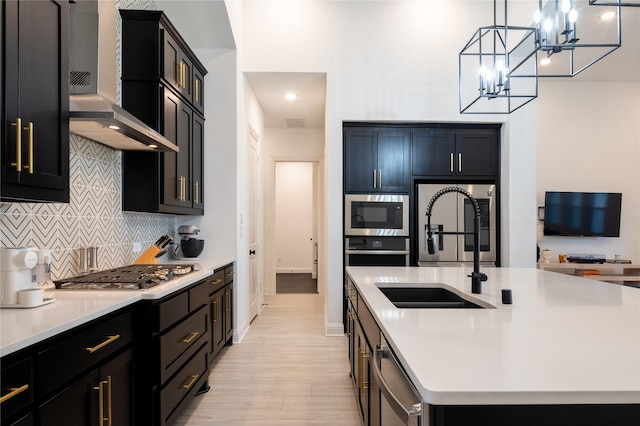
[536,80,640,261]
[275,162,314,273]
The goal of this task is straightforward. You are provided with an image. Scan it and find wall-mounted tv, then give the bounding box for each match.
[543,191,622,237]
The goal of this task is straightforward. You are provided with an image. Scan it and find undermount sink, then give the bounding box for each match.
[376,284,494,309]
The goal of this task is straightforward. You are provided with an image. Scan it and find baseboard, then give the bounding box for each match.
[234,317,251,343]
[325,322,345,336]
[275,267,313,274]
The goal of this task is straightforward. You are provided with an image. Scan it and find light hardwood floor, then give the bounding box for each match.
[174,293,361,425]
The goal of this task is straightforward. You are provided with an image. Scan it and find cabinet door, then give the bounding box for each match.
[162,88,192,209]
[210,290,225,357]
[39,369,100,426]
[100,349,134,426]
[354,321,370,426]
[411,128,456,176]
[376,128,410,193]
[1,0,69,202]
[162,31,192,102]
[456,131,498,177]
[192,69,205,115]
[192,114,204,211]
[344,128,377,193]
[224,285,233,342]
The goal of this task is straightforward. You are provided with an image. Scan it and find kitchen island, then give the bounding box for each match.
[346,266,640,425]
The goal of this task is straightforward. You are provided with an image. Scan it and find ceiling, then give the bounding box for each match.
[158,1,640,130]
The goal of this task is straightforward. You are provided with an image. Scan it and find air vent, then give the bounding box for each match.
[70,70,92,87]
[285,118,306,128]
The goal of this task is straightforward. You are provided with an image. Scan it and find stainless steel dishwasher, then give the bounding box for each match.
[371,334,426,426]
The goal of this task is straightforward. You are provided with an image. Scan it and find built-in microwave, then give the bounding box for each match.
[345,194,409,236]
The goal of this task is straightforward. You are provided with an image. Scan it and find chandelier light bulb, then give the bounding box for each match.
[543,18,553,33]
[568,9,577,23]
[534,9,542,24]
[562,0,571,14]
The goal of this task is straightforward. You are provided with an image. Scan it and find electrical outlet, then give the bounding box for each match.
[277,256,282,263]
[133,242,142,253]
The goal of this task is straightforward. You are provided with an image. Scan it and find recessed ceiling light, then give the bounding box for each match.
[600,11,616,20]
[540,57,552,66]
[284,92,297,100]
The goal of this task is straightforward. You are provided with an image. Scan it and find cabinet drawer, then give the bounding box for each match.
[155,291,189,332]
[38,310,134,395]
[224,265,234,284]
[189,279,210,312]
[158,305,208,384]
[160,345,208,425]
[208,268,225,295]
[1,358,33,422]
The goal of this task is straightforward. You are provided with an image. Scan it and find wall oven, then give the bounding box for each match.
[345,236,410,267]
[345,194,409,237]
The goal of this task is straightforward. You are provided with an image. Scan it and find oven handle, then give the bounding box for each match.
[345,250,410,255]
[372,344,422,424]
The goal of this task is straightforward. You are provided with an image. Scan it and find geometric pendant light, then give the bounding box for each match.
[459,1,539,114]
[510,0,622,78]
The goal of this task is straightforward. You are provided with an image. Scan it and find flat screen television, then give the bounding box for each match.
[543,191,622,237]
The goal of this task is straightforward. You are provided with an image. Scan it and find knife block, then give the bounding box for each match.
[134,244,161,265]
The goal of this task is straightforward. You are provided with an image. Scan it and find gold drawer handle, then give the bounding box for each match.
[0,384,29,404]
[181,331,199,344]
[181,374,199,390]
[10,118,22,172]
[84,334,121,353]
[23,121,34,173]
[210,278,223,285]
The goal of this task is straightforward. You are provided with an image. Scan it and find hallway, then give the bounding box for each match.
[175,294,360,425]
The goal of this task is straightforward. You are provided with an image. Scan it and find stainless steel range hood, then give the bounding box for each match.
[69,0,178,152]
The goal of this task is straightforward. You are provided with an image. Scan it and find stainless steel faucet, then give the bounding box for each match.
[425,186,488,294]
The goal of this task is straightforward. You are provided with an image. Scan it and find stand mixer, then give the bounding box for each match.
[1,247,55,308]
[176,225,204,258]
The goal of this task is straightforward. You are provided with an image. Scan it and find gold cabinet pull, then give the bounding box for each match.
[0,384,29,404]
[10,118,22,172]
[182,176,187,201]
[213,299,219,323]
[93,376,112,426]
[373,169,376,189]
[23,121,34,173]
[195,78,199,102]
[458,152,462,173]
[181,331,199,344]
[177,177,182,200]
[194,181,199,204]
[378,169,382,188]
[362,352,371,390]
[83,334,120,353]
[225,290,230,312]
[176,62,182,87]
[181,374,199,390]
[358,349,364,393]
[450,152,454,172]
[210,278,222,286]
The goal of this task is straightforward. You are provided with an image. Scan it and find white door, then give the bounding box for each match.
[248,127,262,321]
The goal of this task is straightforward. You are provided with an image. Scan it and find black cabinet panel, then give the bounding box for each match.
[1,0,69,202]
[344,127,410,193]
[411,129,456,176]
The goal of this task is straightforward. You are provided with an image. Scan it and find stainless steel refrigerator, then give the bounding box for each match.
[417,183,497,265]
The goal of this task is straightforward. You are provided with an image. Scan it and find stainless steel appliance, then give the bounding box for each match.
[345,194,409,237]
[371,334,425,426]
[54,264,194,290]
[345,237,410,267]
[417,183,496,265]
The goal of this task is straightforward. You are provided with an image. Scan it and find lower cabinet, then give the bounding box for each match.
[346,277,380,426]
[208,264,234,359]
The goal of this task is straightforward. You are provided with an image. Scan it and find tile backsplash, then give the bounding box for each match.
[0,135,176,281]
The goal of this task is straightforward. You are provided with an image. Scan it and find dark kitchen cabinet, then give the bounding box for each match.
[344,127,410,193]
[39,348,134,426]
[1,0,69,203]
[120,10,206,215]
[412,128,499,178]
[208,264,234,359]
[1,356,33,426]
[136,277,211,426]
[345,277,380,426]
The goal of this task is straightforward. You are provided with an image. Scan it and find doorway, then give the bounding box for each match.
[274,161,318,294]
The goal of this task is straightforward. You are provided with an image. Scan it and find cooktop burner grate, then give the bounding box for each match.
[54,264,194,290]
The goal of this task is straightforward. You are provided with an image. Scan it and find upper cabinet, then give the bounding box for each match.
[344,127,410,194]
[411,128,499,178]
[119,10,207,215]
[1,0,70,203]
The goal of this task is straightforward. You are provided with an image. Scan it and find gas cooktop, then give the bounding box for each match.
[54,264,194,290]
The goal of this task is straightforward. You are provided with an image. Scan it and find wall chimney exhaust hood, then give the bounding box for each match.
[69,0,178,152]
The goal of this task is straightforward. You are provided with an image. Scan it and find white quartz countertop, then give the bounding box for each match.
[346,266,640,405]
[0,256,235,357]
